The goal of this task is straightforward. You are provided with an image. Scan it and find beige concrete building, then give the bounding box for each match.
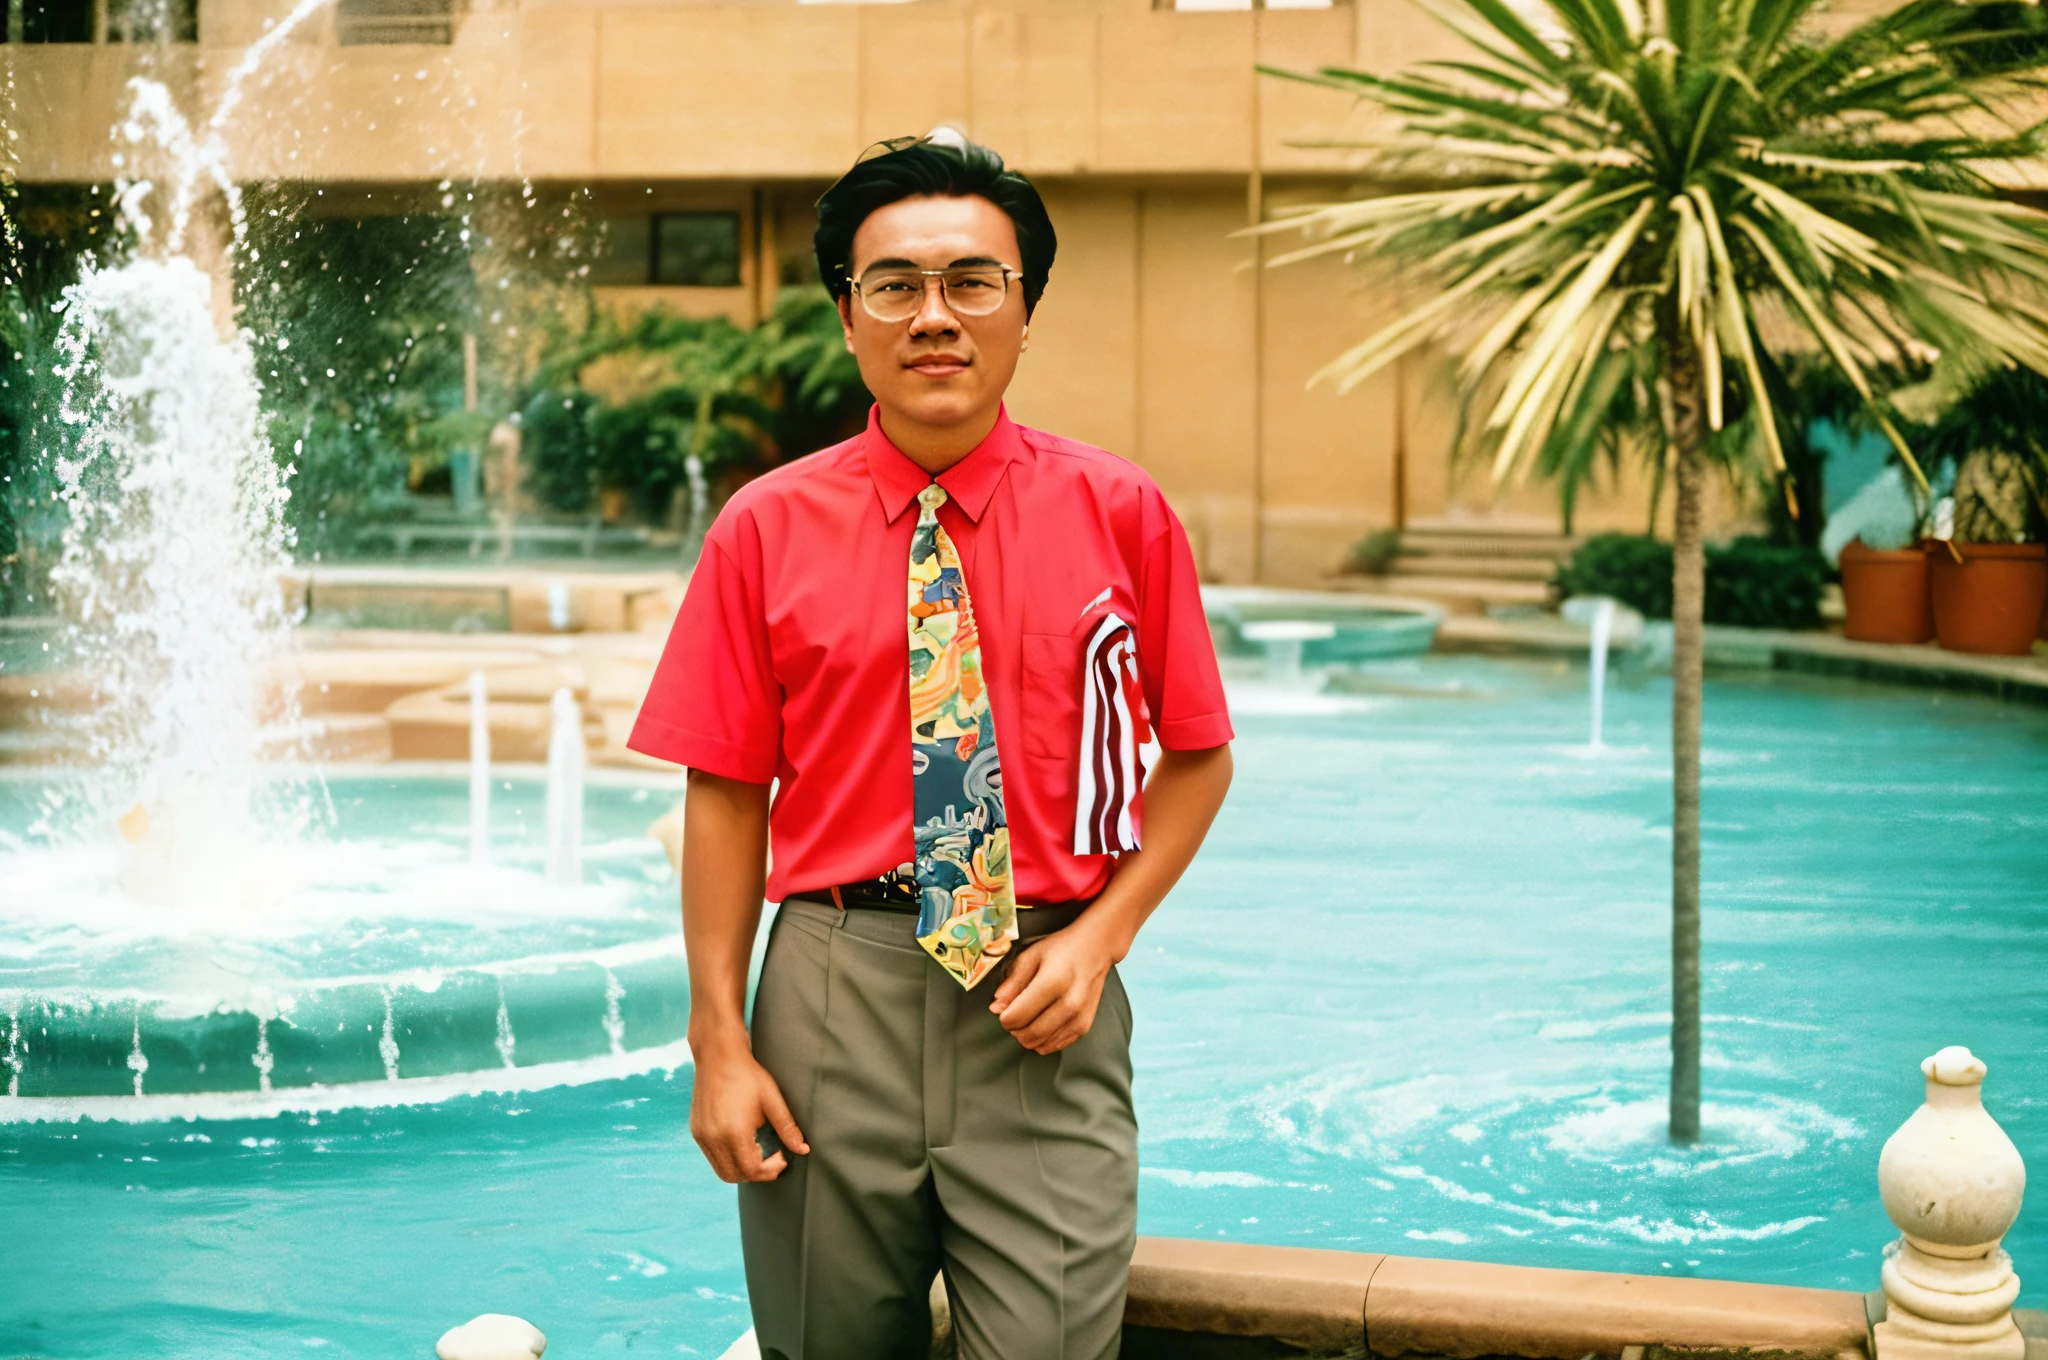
[7,0,1699,588]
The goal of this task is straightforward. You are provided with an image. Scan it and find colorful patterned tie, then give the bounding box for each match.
[907,483,1016,989]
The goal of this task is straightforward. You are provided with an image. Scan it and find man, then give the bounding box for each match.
[628,130,1234,1360]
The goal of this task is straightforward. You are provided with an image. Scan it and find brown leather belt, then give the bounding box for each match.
[785,883,1093,940]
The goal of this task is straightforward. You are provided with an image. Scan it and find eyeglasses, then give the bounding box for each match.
[849,265,1022,323]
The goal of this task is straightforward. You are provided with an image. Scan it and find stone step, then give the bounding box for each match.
[1402,515,1572,538]
[1335,574,1553,617]
[1388,553,1560,581]
[1396,534,1578,560]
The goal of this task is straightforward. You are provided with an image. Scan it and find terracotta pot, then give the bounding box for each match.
[1929,540,2048,656]
[1839,539,1932,644]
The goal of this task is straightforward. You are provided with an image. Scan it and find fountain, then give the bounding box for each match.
[1207,586,1443,666]
[1587,596,1616,749]
[469,669,491,867]
[1561,594,1634,749]
[44,57,317,910]
[545,687,585,886]
[1240,619,1337,686]
[0,8,685,1115]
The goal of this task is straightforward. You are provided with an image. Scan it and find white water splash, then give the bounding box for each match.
[0,1040,693,1125]
[52,257,294,904]
[468,670,491,867]
[602,968,627,1058]
[4,1003,21,1098]
[252,1015,274,1094]
[378,990,401,1081]
[493,978,517,1070]
[545,688,585,885]
[126,1010,149,1097]
[39,0,338,904]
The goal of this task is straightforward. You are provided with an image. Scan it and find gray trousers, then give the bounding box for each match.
[740,897,1138,1360]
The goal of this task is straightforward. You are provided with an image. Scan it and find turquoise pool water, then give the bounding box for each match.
[3,656,2044,1357]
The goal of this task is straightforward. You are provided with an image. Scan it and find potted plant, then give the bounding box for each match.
[1919,368,2048,656]
[1841,539,1934,645]
[1825,468,1933,644]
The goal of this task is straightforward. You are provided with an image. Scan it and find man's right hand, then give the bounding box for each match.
[689,1041,809,1183]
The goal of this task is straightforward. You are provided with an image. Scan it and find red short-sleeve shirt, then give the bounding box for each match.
[627,405,1233,905]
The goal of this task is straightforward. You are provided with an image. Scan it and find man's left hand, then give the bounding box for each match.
[989,922,1115,1055]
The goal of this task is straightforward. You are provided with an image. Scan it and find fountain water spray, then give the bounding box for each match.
[544,687,585,885]
[1241,619,1335,687]
[42,0,336,903]
[1587,596,1616,750]
[469,670,491,866]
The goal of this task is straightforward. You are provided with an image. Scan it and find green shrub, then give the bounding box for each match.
[1554,533,1673,618]
[1,185,124,611]
[1347,528,1401,575]
[1556,532,1828,629]
[1704,536,1827,630]
[519,388,602,514]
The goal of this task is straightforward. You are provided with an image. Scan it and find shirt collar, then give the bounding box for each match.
[862,405,1024,525]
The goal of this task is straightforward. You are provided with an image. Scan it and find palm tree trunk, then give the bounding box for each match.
[1663,320,1705,1146]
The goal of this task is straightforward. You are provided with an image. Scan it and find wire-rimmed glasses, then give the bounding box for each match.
[849,265,1022,323]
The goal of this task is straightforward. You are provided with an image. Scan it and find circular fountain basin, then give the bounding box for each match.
[0,768,692,1113]
[1205,587,1444,665]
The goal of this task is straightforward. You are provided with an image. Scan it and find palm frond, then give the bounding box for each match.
[1260,0,2048,510]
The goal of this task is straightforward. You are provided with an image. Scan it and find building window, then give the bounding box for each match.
[4,0,93,42]
[590,218,653,287]
[0,0,195,43]
[653,212,742,288]
[107,0,196,42]
[590,213,744,289]
[335,0,457,46]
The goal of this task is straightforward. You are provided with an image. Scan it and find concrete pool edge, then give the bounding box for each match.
[1436,614,2048,706]
[1127,1235,1870,1358]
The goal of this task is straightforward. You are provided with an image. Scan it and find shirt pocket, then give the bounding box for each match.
[1020,631,1080,766]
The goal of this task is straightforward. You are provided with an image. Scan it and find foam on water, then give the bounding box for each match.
[0,1039,692,1124]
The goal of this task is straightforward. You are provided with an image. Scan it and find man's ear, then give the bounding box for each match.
[836,293,856,352]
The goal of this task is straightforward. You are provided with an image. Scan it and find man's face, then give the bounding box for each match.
[838,193,1029,436]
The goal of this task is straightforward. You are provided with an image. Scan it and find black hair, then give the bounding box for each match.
[813,133,1057,316]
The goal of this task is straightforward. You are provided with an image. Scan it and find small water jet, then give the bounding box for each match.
[1561,595,1623,749]
[545,688,585,886]
[1240,619,1337,687]
[469,670,491,867]
[1587,596,1616,749]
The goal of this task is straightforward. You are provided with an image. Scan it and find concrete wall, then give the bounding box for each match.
[1005,179,1676,585]
[8,0,1394,184]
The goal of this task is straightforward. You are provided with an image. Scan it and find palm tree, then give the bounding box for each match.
[1262,0,2048,1141]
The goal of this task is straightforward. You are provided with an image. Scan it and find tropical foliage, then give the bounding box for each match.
[1263,0,2048,490]
[1913,364,2048,542]
[0,186,124,612]
[236,200,487,556]
[518,289,868,522]
[1264,0,2048,1138]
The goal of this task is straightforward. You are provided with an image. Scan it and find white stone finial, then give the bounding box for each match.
[1874,1047,2027,1360]
[1923,1046,1987,1086]
[436,1314,545,1360]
